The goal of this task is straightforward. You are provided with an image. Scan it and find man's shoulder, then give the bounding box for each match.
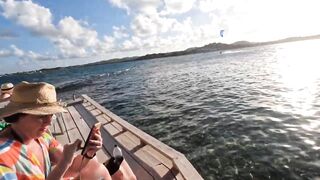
[0,138,17,162]
[0,129,14,149]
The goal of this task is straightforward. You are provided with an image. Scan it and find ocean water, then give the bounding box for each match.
[1,39,320,179]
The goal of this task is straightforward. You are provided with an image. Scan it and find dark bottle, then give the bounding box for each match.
[104,144,124,175]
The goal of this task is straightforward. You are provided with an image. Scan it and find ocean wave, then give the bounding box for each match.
[55,78,97,93]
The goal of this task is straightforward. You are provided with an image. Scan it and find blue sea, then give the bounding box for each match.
[1,39,320,179]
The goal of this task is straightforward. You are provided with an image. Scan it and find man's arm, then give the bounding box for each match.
[48,129,135,180]
[48,130,110,179]
[47,140,82,180]
[65,154,111,179]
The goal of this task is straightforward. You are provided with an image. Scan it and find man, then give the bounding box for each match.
[0,83,14,101]
[0,82,135,180]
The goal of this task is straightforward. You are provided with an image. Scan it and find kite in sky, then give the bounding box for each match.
[220,30,224,37]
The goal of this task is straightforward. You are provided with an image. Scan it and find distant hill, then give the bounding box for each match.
[133,34,320,61]
[72,56,138,67]
[65,34,320,68]
[4,34,320,76]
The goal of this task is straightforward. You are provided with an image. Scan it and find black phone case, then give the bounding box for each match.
[81,123,101,155]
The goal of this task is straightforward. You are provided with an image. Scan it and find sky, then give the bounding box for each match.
[0,0,320,75]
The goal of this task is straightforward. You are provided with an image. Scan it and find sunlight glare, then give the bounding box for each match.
[273,40,320,116]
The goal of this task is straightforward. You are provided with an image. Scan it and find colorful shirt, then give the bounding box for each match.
[0,132,60,179]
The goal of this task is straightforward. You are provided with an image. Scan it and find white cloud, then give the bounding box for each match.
[54,38,87,58]
[0,49,11,57]
[161,0,196,15]
[197,0,244,13]
[197,0,216,13]
[25,51,54,61]
[94,35,116,54]
[0,0,57,36]
[108,0,161,14]
[58,17,98,47]
[10,45,24,57]
[0,45,57,61]
[1,0,320,74]
[196,0,320,42]
[0,0,248,63]
[122,36,142,50]
[113,26,129,39]
[108,0,217,51]
[131,14,158,37]
[0,0,120,60]
[131,13,178,37]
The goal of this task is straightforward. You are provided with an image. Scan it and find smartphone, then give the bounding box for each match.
[81,122,102,155]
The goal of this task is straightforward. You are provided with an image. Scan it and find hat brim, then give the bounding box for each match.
[0,103,67,119]
[1,87,13,91]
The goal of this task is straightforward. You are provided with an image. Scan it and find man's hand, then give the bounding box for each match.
[85,127,103,157]
[62,139,82,165]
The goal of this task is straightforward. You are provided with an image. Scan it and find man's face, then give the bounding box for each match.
[17,114,53,138]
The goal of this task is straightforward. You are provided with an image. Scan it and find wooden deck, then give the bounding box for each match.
[49,95,203,180]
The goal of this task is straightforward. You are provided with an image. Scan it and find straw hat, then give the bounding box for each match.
[1,83,14,92]
[0,81,67,118]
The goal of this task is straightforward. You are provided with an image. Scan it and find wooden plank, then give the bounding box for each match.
[50,114,64,135]
[53,112,70,144]
[111,122,123,132]
[73,103,157,179]
[59,110,83,149]
[82,95,180,160]
[103,124,121,136]
[142,145,173,169]
[90,109,102,116]
[67,106,110,163]
[61,110,77,131]
[96,114,112,124]
[55,133,70,145]
[134,147,162,167]
[115,133,141,152]
[67,128,83,143]
[48,117,56,133]
[172,170,184,180]
[82,102,91,107]
[141,145,186,180]
[134,146,175,179]
[67,106,88,140]
[65,98,83,107]
[55,113,65,135]
[174,156,203,180]
[86,105,96,111]
[122,131,141,146]
[82,94,203,180]
[153,164,177,180]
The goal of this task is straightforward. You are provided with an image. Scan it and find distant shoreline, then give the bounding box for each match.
[3,34,320,76]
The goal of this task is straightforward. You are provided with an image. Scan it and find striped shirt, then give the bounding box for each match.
[0,132,60,179]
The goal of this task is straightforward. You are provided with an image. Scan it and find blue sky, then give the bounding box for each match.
[0,0,320,75]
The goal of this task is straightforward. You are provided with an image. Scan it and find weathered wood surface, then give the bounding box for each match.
[50,95,203,180]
